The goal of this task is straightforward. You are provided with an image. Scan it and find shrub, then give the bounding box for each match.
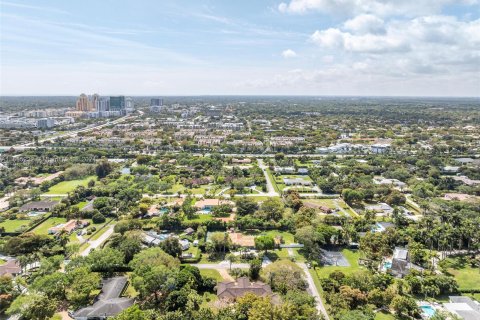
[92,213,106,224]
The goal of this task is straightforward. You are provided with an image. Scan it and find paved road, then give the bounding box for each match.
[41,193,68,198]
[8,115,131,149]
[194,259,329,319]
[194,262,250,269]
[257,159,280,197]
[80,225,115,257]
[297,262,330,320]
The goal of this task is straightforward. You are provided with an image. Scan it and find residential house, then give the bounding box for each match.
[19,201,58,212]
[388,247,424,278]
[297,168,309,175]
[217,277,277,301]
[443,166,460,174]
[184,227,195,235]
[365,203,394,216]
[48,219,89,235]
[72,276,134,320]
[273,166,295,174]
[283,178,312,186]
[444,296,480,320]
[0,259,21,277]
[194,199,234,211]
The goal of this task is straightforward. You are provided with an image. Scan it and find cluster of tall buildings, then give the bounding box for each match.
[149,98,165,112]
[66,93,133,118]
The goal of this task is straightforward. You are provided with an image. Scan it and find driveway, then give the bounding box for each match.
[257,159,280,197]
[297,262,330,320]
[80,225,115,257]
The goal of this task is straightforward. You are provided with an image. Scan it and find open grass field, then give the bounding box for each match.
[187,214,214,223]
[168,183,185,194]
[375,311,395,320]
[262,230,295,244]
[45,176,96,194]
[32,217,67,235]
[0,218,31,232]
[199,269,224,282]
[304,198,358,217]
[444,256,480,291]
[73,201,88,210]
[314,249,363,278]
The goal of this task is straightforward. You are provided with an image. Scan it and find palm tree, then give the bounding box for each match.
[226,253,237,271]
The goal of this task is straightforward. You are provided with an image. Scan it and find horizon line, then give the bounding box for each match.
[0,94,479,99]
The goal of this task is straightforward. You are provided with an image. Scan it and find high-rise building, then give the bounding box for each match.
[125,97,134,111]
[37,118,55,129]
[151,98,163,106]
[96,97,110,111]
[91,94,99,111]
[76,94,91,111]
[109,96,126,112]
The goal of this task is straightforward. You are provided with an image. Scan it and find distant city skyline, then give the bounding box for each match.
[0,0,479,97]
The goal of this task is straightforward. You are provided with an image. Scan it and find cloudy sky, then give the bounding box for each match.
[0,0,479,96]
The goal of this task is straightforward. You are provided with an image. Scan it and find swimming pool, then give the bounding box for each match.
[420,305,436,318]
[383,261,392,269]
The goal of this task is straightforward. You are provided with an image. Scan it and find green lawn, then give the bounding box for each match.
[32,217,67,235]
[199,269,223,282]
[45,176,96,194]
[201,292,218,308]
[262,230,295,244]
[168,184,185,194]
[444,257,480,291]
[314,249,363,278]
[266,169,281,193]
[188,186,209,194]
[375,311,395,320]
[187,214,214,223]
[0,259,5,265]
[88,220,114,241]
[74,201,88,210]
[235,196,279,203]
[0,218,31,232]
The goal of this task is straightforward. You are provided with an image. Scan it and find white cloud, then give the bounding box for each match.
[310,28,408,53]
[344,14,385,34]
[278,0,478,17]
[311,15,480,55]
[281,49,297,58]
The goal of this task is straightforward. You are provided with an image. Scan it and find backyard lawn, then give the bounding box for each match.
[187,214,214,223]
[375,311,395,320]
[0,218,32,232]
[199,269,223,282]
[314,249,362,278]
[32,217,67,235]
[262,230,295,244]
[444,256,480,291]
[74,201,88,210]
[45,176,96,194]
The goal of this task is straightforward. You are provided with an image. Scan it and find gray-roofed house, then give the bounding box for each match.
[0,259,21,277]
[217,277,277,302]
[283,178,312,186]
[297,168,309,175]
[19,201,58,212]
[444,296,480,320]
[389,247,424,278]
[72,276,134,320]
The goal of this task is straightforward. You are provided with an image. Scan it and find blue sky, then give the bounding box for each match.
[0,0,479,96]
